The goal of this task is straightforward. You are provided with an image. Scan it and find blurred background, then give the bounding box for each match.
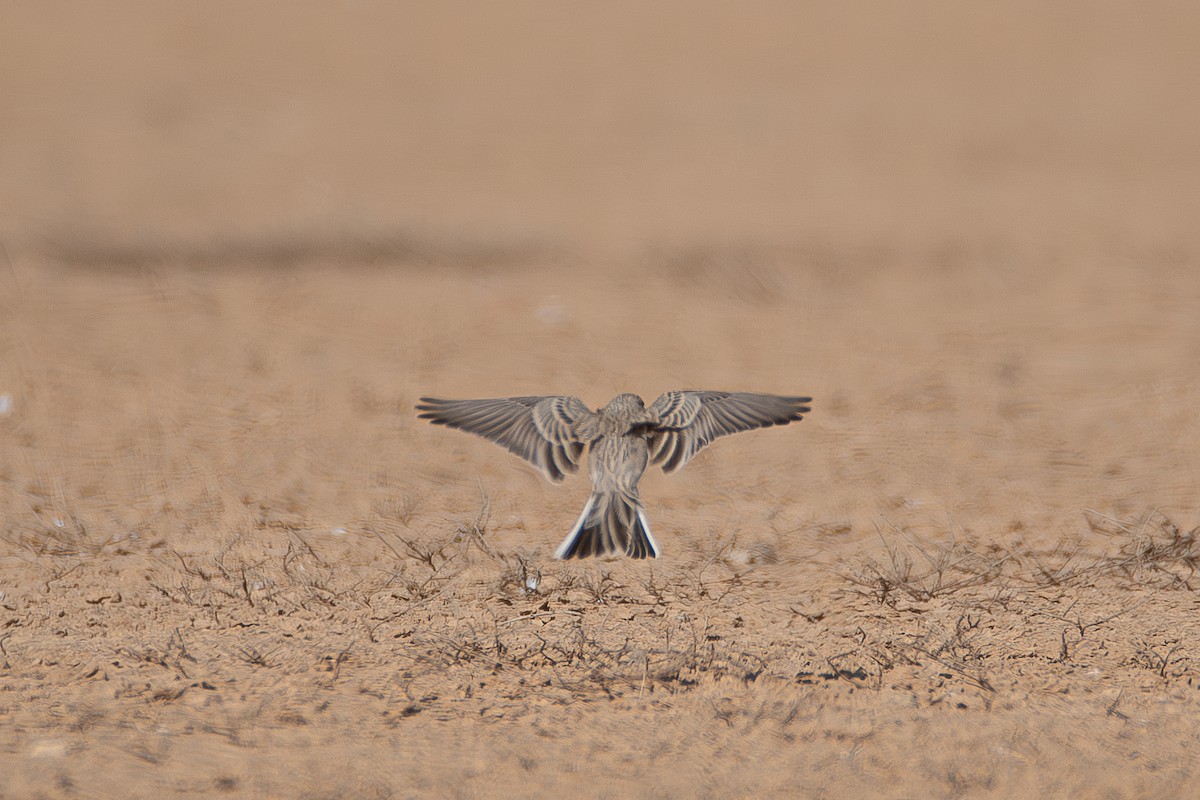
[3,5,1200,796]
[3,1,1198,260]
[1,2,1197,537]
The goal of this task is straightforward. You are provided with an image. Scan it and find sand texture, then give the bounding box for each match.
[2,3,1200,798]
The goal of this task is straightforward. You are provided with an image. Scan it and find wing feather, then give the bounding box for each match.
[646,391,812,473]
[416,396,599,482]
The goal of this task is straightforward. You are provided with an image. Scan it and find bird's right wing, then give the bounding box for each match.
[646,391,812,473]
[416,396,600,482]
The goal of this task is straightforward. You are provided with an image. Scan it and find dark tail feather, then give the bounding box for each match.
[554,492,660,560]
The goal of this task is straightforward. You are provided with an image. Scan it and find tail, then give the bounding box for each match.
[553,491,660,560]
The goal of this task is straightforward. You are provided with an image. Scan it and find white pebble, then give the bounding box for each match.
[536,302,569,325]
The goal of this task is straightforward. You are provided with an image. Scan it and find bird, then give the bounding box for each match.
[416,391,812,559]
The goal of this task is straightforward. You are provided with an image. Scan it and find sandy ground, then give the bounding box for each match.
[2,254,1199,799]
[3,3,1200,799]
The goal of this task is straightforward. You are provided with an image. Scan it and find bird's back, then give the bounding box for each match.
[589,432,650,493]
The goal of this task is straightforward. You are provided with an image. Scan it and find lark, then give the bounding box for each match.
[417,391,812,559]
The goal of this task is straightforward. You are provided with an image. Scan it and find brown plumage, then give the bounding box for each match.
[417,391,812,559]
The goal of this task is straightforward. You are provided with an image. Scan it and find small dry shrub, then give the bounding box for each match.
[843,526,1010,606]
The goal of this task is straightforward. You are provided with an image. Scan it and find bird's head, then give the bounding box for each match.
[603,393,646,417]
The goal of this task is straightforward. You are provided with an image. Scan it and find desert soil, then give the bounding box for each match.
[2,255,1199,799]
[3,4,1200,799]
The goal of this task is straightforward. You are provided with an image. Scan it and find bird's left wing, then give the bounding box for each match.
[416,396,599,482]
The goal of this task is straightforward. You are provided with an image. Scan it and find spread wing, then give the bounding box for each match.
[646,391,812,473]
[416,396,600,482]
